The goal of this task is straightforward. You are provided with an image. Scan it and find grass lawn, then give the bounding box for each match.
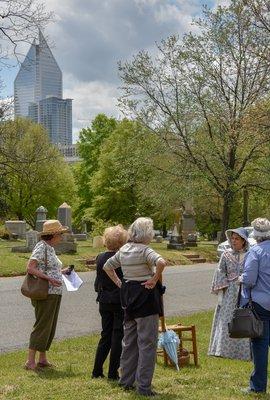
[0,311,261,400]
[0,239,217,277]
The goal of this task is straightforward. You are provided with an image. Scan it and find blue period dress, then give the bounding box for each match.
[208,250,251,360]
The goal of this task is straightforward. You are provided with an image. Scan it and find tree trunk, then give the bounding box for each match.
[242,187,250,227]
[16,211,24,220]
[220,193,233,242]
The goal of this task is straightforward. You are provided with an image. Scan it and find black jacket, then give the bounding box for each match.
[120,280,165,321]
[94,251,123,305]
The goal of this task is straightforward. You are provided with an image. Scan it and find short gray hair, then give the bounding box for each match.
[251,217,270,242]
[128,217,154,243]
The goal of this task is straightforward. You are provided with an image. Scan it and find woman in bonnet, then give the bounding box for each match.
[208,227,251,360]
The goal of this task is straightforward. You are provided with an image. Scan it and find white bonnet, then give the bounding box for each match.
[251,218,270,238]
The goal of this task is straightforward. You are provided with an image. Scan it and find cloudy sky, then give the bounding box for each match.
[2,0,229,142]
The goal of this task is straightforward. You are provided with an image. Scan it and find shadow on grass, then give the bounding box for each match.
[108,380,184,399]
[36,365,84,380]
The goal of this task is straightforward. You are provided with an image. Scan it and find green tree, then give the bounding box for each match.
[74,114,118,225]
[88,119,194,229]
[119,0,270,240]
[1,118,76,226]
[88,119,139,225]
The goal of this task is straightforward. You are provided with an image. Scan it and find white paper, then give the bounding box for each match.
[62,270,83,291]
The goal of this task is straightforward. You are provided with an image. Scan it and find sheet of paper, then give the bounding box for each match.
[62,270,83,291]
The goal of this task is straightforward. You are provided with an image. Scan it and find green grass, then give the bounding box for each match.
[0,311,264,400]
[0,239,217,277]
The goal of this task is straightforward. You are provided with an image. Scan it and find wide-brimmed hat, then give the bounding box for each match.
[226,227,249,249]
[40,220,69,236]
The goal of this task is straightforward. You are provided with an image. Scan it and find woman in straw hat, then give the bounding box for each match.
[24,219,69,371]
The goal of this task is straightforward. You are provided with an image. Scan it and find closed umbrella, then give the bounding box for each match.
[158,325,180,370]
[158,275,180,371]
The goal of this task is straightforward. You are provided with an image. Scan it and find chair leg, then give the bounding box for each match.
[191,325,198,366]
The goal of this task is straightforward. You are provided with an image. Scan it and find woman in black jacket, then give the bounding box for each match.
[92,225,128,380]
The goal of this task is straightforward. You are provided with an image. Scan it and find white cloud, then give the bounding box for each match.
[214,0,230,7]
[3,0,217,142]
[64,75,120,141]
[43,0,209,142]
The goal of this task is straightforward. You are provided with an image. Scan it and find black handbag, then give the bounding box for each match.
[228,284,264,339]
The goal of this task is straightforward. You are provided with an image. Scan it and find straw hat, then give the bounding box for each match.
[40,220,69,236]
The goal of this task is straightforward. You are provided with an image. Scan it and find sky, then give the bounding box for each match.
[1,0,229,142]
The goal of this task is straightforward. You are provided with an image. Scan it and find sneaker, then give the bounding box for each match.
[241,387,265,394]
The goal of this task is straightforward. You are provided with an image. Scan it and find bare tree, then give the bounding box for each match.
[0,0,53,63]
[119,0,270,240]
[243,0,270,33]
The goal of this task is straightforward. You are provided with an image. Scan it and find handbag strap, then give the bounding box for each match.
[43,242,48,272]
[237,282,252,308]
[236,283,242,307]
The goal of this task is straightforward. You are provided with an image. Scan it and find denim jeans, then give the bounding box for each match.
[250,302,270,393]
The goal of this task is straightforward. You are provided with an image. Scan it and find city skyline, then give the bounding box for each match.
[4,0,228,141]
[14,30,73,145]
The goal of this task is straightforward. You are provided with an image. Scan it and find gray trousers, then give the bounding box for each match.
[119,314,159,394]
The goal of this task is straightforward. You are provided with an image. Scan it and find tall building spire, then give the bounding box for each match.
[14,31,72,145]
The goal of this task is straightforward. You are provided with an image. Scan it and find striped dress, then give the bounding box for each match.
[103,242,163,281]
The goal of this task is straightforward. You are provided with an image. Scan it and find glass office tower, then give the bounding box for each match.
[39,97,72,145]
[14,30,72,145]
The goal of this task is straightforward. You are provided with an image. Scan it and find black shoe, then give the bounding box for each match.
[92,373,105,379]
[108,376,119,381]
[118,383,135,391]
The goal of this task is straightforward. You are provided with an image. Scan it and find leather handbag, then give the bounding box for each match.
[21,245,49,300]
[228,284,264,339]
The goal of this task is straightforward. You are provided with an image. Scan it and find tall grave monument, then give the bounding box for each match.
[55,202,77,254]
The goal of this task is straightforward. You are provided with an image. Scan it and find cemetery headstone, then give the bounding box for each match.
[35,206,48,232]
[182,201,197,246]
[26,230,39,251]
[93,236,104,248]
[57,202,72,230]
[54,202,77,254]
[155,235,163,243]
[5,220,26,239]
[167,223,185,250]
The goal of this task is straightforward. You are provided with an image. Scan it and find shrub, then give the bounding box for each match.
[0,227,10,240]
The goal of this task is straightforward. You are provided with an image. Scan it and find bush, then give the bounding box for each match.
[0,227,10,240]
[90,219,113,237]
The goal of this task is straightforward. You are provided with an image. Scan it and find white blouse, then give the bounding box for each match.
[30,240,63,295]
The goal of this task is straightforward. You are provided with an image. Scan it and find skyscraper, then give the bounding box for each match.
[14,30,72,145]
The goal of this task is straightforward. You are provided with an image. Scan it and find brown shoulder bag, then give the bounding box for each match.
[21,245,49,300]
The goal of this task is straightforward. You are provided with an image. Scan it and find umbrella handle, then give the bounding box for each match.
[160,315,166,332]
